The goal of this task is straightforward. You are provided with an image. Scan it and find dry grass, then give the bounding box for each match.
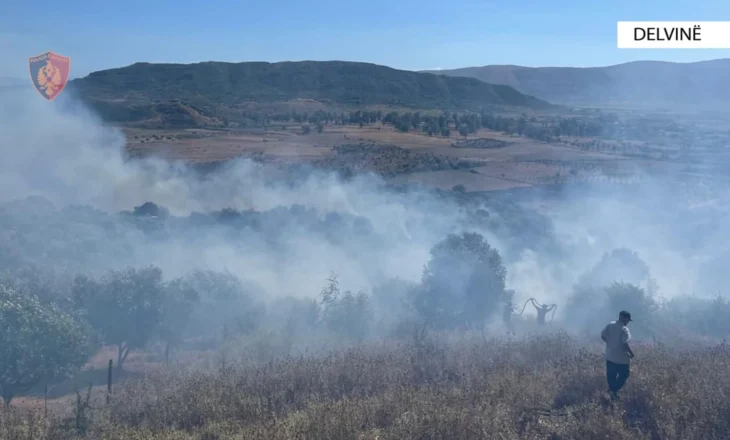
[3,331,730,439]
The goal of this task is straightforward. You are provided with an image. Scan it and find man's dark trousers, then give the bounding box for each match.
[606,360,630,393]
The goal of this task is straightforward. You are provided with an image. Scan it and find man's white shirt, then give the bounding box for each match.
[602,321,631,364]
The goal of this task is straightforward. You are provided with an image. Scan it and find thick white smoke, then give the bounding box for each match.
[0,89,463,297]
[1,86,728,316]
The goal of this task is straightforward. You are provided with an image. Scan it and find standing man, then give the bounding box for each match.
[601,310,634,399]
[526,298,556,326]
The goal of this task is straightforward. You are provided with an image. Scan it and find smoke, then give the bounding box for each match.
[0,88,464,298]
[2,86,729,334]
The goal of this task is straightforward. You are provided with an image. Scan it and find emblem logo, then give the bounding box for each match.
[28,51,71,101]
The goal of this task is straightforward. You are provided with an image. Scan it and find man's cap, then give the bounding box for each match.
[619,310,632,321]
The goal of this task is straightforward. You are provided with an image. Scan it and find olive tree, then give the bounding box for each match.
[319,274,372,341]
[414,232,507,329]
[72,266,165,369]
[184,269,256,340]
[0,285,92,406]
[159,278,199,362]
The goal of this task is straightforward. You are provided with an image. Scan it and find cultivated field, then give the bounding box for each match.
[122,122,683,193]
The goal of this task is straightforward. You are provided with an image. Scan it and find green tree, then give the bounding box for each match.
[413,232,507,329]
[319,274,373,341]
[517,117,527,136]
[604,282,656,322]
[458,124,469,139]
[159,278,199,363]
[72,266,166,369]
[395,120,410,133]
[567,281,657,337]
[0,285,92,406]
[184,270,256,340]
[576,248,654,292]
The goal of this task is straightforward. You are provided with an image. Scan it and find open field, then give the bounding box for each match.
[3,331,730,440]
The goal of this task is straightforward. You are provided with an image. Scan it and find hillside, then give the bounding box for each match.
[423,59,730,110]
[0,77,26,87]
[67,61,550,127]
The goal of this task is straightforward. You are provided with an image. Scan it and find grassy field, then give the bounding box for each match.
[3,330,730,440]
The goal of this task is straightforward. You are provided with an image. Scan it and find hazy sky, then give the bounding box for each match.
[2,0,729,79]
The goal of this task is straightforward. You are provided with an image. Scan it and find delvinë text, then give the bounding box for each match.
[634,25,701,41]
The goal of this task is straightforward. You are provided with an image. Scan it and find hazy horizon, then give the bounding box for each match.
[4,0,730,79]
[1,56,727,83]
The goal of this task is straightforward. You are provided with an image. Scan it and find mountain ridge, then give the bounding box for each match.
[422,58,730,110]
[67,60,552,127]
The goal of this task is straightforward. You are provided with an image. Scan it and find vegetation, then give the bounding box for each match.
[72,267,167,369]
[2,333,730,439]
[0,285,92,406]
[2,191,730,438]
[414,232,508,329]
[312,143,480,178]
[68,60,550,125]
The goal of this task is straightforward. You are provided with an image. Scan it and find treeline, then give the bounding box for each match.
[0,231,509,406]
[243,108,616,142]
[0,194,556,279]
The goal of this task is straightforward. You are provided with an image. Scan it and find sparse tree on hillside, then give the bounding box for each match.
[132,201,169,219]
[371,278,417,332]
[604,282,657,320]
[0,266,72,307]
[577,248,654,293]
[320,274,373,341]
[458,124,469,139]
[72,266,166,369]
[159,278,199,363]
[282,297,320,339]
[517,117,527,136]
[666,294,730,339]
[567,281,656,337]
[414,232,507,329]
[184,269,256,340]
[0,285,92,406]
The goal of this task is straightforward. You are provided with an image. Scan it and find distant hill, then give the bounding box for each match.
[423,59,730,110]
[67,61,550,127]
[0,77,29,89]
